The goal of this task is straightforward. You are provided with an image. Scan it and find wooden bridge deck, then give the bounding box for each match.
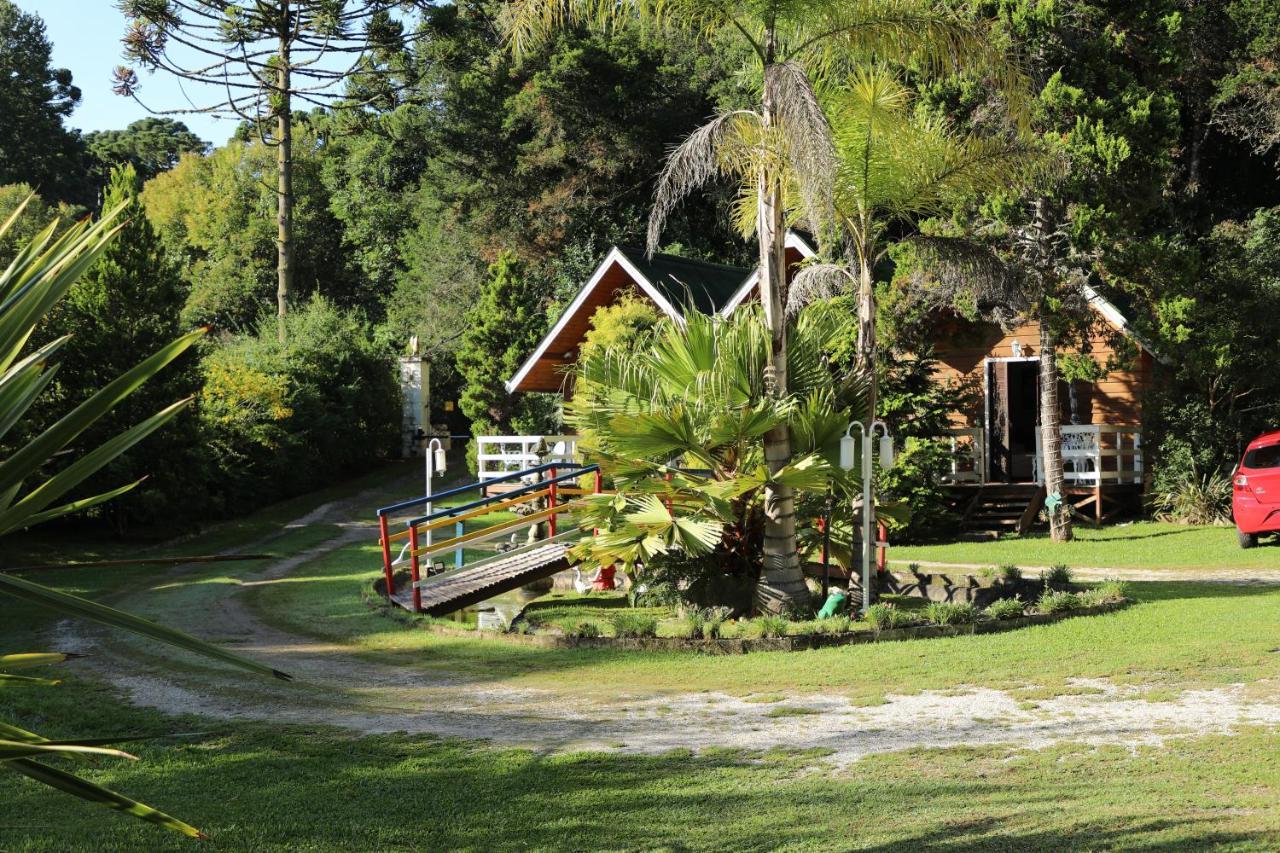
[389,542,570,616]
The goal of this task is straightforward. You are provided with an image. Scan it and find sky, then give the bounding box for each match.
[22,0,240,144]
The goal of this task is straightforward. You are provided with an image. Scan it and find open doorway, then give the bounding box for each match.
[987,358,1040,483]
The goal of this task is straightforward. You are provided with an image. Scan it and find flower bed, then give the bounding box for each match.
[366,576,1132,654]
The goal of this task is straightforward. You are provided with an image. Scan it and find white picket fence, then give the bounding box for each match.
[475,435,579,481]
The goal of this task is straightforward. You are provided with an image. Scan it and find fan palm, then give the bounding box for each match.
[0,198,287,839]
[502,0,1023,612]
[565,303,869,611]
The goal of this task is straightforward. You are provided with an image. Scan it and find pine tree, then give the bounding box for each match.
[456,251,555,444]
[42,164,201,530]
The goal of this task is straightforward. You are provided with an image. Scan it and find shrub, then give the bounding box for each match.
[632,550,754,613]
[1150,467,1232,525]
[999,564,1023,582]
[984,598,1026,620]
[685,608,728,639]
[1079,580,1130,607]
[1045,564,1073,585]
[815,616,853,635]
[199,296,399,512]
[669,618,697,639]
[866,603,918,631]
[757,615,789,638]
[1037,590,1082,614]
[611,612,658,638]
[557,618,602,639]
[923,601,979,626]
[699,609,727,639]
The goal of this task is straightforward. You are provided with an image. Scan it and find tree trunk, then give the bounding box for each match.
[848,256,878,603]
[275,11,294,340]
[856,251,877,418]
[754,56,808,616]
[1039,318,1072,542]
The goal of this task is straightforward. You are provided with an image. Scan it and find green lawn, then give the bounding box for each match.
[2,697,1277,851]
[8,480,1280,850]
[890,521,1280,571]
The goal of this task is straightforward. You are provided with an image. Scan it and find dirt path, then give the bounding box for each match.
[58,484,1280,764]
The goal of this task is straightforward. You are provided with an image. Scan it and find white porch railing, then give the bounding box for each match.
[1035,425,1143,486]
[943,428,986,484]
[944,425,1143,486]
[475,435,579,481]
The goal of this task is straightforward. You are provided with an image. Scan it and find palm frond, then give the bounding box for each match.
[786,263,854,317]
[647,110,762,254]
[784,0,1033,126]
[904,233,1025,328]
[766,61,837,238]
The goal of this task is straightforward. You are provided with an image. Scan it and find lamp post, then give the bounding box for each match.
[424,437,446,549]
[840,419,894,615]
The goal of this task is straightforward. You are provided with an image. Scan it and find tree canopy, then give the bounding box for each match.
[0,0,88,203]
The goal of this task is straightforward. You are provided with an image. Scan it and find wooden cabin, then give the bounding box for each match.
[932,287,1157,531]
[505,233,814,394]
[496,234,1158,530]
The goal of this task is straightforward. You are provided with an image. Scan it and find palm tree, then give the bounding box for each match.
[566,303,867,611]
[503,0,1019,612]
[783,66,1042,585]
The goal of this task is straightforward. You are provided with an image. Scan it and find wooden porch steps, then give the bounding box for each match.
[950,484,1045,536]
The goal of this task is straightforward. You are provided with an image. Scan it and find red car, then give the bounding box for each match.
[1233,430,1280,548]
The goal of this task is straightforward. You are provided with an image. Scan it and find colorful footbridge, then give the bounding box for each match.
[376,461,602,616]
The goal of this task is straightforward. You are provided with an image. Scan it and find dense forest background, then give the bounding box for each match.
[2,0,1279,536]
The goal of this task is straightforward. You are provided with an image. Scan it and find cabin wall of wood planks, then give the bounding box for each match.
[931,317,1154,428]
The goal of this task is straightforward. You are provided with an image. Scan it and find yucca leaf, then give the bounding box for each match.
[0,721,47,743]
[10,480,143,532]
[0,328,205,497]
[6,758,205,839]
[1,397,194,534]
[0,360,59,445]
[0,652,80,670]
[0,740,136,761]
[0,574,290,681]
[0,333,66,435]
[0,673,60,686]
[0,217,126,373]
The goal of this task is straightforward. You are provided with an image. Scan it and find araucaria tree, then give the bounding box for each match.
[113,0,423,331]
[910,198,1094,542]
[504,0,1019,613]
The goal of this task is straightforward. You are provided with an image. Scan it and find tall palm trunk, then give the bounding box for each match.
[848,250,879,602]
[755,49,808,615]
[275,5,294,340]
[1039,317,1072,542]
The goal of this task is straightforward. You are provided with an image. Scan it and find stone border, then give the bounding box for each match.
[362,582,1130,654]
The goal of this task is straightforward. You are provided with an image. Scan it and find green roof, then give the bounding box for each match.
[616,246,751,314]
